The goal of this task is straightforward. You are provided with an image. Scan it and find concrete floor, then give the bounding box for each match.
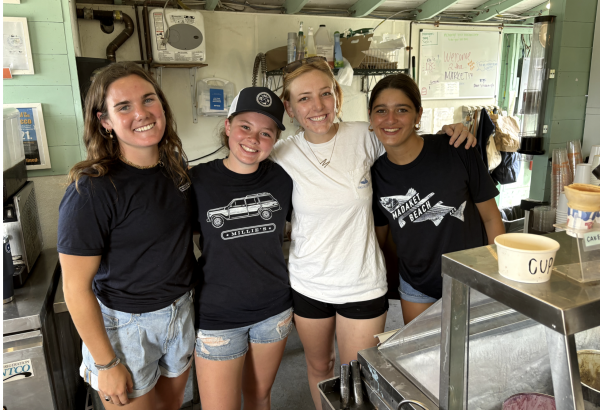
[179,299,404,410]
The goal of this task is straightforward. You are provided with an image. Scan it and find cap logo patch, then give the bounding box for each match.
[256,92,272,107]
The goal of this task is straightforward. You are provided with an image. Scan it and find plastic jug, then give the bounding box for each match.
[315,25,334,68]
[306,27,317,57]
[198,78,235,117]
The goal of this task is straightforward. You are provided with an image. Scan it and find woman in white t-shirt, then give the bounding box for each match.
[270,57,475,409]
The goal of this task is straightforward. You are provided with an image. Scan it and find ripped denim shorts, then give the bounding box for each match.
[195,307,293,361]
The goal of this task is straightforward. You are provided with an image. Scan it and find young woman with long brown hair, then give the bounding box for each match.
[270,57,476,409]
[369,74,504,325]
[57,62,197,410]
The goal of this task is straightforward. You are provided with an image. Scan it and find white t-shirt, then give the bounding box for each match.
[271,122,387,304]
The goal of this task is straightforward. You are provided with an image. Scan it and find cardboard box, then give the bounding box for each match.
[340,33,373,68]
[265,46,288,71]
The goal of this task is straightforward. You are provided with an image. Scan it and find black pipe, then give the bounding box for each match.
[76,8,134,62]
[107,11,134,62]
[134,5,145,69]
[142,1,153,67]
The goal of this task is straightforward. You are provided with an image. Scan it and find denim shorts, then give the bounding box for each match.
[81,290,195,398]
[399,276,438,304]
[195,307,293,361]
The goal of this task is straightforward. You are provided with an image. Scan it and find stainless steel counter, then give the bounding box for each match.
[3,249,60,335]
[440,231,600,410]
[441,232,600,335]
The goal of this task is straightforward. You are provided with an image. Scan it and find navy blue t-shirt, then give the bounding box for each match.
[190,159,293,330]
[57,161,198,313]
[372,134,499,299]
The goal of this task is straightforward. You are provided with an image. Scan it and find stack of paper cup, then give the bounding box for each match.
[564,184,600,237]
[574,163,592,184]
[555,192,568,231]
[551,148,572,209]
[533,206,556,232]
[567,140,583,179]
[589,145,600,186]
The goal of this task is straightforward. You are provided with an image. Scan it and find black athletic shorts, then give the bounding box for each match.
[292,289,389,320]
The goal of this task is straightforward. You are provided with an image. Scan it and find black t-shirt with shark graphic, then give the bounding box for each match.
[372,134,499,299]
[190,159,293,330]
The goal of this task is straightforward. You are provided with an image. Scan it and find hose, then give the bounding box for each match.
[252,52,267,87]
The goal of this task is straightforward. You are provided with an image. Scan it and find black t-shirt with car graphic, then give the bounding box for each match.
[190,159,293,330]
[371,134,499,300]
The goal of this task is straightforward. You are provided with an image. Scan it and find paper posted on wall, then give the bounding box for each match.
[418,108,433,135]
[433,107,455,133]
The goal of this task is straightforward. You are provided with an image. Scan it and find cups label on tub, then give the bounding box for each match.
[3,359,34,383]
[528,257,554,275]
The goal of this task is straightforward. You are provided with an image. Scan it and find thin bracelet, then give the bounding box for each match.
[95,356,120,371]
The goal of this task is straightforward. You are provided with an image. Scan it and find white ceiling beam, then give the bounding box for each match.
[283,0,310,14]
[415,0,461,20]
[348,0,388,17]
[472,0,530,22]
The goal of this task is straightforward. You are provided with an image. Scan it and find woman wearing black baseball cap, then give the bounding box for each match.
[189,87,293,410]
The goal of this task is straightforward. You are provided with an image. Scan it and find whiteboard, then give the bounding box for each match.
[418,30,500,100]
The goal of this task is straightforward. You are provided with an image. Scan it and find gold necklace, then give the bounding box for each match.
[305,124,338,168]
[119,155,163,169]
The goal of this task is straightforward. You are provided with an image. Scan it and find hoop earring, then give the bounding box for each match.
[105,128,113,139]
[290,117,294,124]
[368,124,373,132]
[415,123,421,131]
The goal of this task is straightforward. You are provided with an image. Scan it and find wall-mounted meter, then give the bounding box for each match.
[149,8,206,64]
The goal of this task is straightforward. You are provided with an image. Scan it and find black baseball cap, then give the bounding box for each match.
[228,87,286,131]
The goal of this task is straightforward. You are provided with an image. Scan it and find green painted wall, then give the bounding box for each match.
[4,0,84,177]
[529,0,598,201]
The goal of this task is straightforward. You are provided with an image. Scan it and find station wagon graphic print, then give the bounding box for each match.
[206,192,282,228]
[379,188,466,228]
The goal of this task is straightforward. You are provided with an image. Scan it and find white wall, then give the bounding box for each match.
[77,7,505,163]
[78,7,402,161]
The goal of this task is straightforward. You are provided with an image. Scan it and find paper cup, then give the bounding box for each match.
[495,233,560,283]
[574,164,592,184]
[567,207,597,230]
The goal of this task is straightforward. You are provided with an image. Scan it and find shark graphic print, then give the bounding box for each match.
[379,188,466,228]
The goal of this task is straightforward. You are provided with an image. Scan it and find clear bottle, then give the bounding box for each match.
[224,82,235,112]
[296,21,305,60]
[334,31,343,68]
[306,27,317,57]
[287,32,297,64]
[315,25,334,68]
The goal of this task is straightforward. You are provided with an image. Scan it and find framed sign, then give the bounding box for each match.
[4,103,51,170]
[3,17,34,75]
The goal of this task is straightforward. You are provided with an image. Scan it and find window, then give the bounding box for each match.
[232,200,245,207]
[258,195,273,203]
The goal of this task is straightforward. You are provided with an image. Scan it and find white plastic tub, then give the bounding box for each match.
[495,233,561,283]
